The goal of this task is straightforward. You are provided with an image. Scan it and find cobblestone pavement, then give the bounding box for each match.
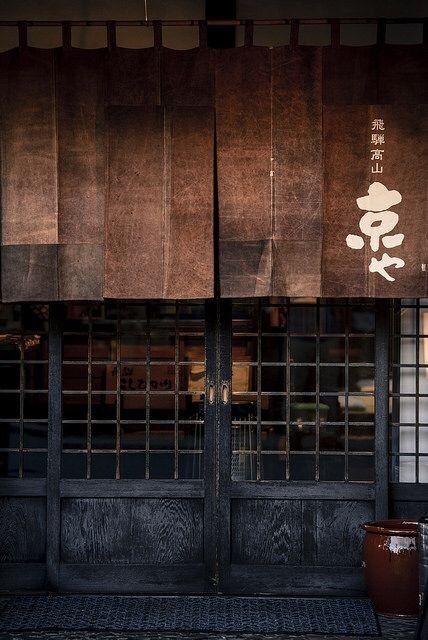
[0,616,418,640]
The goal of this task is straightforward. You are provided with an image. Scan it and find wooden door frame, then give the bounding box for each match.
[213,298,391,595]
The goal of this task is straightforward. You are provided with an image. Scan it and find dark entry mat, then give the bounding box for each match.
[0,596,379,636]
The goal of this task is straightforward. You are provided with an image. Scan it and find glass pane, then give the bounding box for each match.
[320,425,345,451]
[24,363,48,390]
[0,423,19,448]
[261,454,286,480]
[23,393,48,419]
[320,338,345,362]
[290,337,316,363]
[350,308,375,333]
[349,337,375,363]
[63,423,87,450]
[289,306,316,333]
[90,453,116,479]
[63,394,88,420]
[149,452,174,479]
[63,334,88,360]
[62,453,86,479]
[0,335,21,360]
[232,365,256,393]
[349,367,374,393]
[348,455,374,482]
[92,335,116,361]
[232,423,257,451]
[91,423,116,450]
[180,364,205,392]
[290,365,316,392]
[23,422,48,449]
[23,452,47,478]
[231,453,257,481]
[0,364,20,388]
[178,424,204,450]
[180,335,204,362]
[289,454,315,480]
[23,335,49,360]
[261,336,287,363]
[120,452,146,479]
[149,423,175,450]
[319,396,345,421]
[348,395,374,421]
[232,395,257,421]
[349,424,374,452]
[119,365,146,392]
[261,425,286,451]
[261,396,287,422]
[179,452,203,479]
[319,455,345,481]
[233,336,257,363]
[152,394,175,421]
[120,393,146,420]
[261,366,286,392]
[290,424,315,451]
[150,364,175,392]
[320,306,346,334]
[121,424,146,450]
[120,334,147,361]
[63,364,88,391]
[91,394,116,420]
[261,306,287,332]
[92,364,116,391]
[150,332,175,360]
[319,366,345,392]
[0,393,20,419]
[0,452,19,477]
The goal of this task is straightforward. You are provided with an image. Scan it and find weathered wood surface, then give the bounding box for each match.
[0,497,46,562]
[61,498,204,564]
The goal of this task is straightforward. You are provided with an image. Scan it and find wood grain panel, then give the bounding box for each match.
[392,501,428,519]
[0,497,46,562]
[0,48,58,246]
[61,498,203,564]
[231,499,302,565]
[302,500,374,567]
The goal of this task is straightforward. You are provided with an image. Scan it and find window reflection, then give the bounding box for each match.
[61,302,205,480]
[232,299,375,482]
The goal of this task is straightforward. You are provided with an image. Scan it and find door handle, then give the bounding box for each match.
[221,381,230,404]
[208,382,215,405]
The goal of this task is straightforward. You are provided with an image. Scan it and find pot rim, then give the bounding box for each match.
[361,519,418,536]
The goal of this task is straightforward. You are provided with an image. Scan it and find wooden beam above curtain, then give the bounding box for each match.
[0,23,426,301]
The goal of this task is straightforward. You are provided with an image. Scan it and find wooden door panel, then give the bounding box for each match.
[61,497,204,564]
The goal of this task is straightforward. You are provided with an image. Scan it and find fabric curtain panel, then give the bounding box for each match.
[216,37,428,298]
[0,24,426,301]
[0,25,215,301]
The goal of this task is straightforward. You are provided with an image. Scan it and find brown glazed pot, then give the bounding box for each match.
[362,519,419,617]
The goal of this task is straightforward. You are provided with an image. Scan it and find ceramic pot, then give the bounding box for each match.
[362,519,418,617]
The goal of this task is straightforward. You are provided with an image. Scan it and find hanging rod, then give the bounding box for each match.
[0,18,426,27]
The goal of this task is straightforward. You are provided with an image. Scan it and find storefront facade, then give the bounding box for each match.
[0,12,426,595]
[0,297,427,594]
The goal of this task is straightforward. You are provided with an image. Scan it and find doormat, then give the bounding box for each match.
[0,595,380,636]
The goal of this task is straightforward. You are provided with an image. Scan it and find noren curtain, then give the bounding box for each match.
[0,24,426,301]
